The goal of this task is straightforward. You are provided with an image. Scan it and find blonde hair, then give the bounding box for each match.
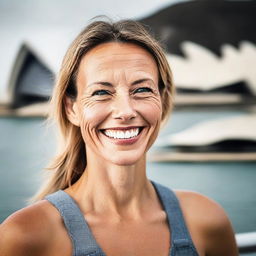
[33,18,174,201]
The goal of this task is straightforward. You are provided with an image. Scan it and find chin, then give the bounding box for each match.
[104,150,145,166]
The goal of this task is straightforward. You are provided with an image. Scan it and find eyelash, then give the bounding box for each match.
[92,87,153,96]
[92,90,110,96]
[134,87,153,94]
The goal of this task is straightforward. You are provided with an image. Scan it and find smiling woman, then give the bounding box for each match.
[70,42,162,166]
[0,18,238,256]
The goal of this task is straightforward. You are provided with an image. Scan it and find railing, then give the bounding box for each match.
[236,232,256,253]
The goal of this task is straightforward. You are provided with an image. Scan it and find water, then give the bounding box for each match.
[0,117,55,219]
[0,113,256,255]
[147,162,256,233]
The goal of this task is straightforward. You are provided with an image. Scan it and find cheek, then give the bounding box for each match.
[136,97,162,149]
[137,97,162,125]
[83,105,106,123]
[78,103,109,140]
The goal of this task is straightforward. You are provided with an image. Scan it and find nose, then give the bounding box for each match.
[111,93,137,121]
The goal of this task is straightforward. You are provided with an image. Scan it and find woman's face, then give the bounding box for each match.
[72,42,162,166]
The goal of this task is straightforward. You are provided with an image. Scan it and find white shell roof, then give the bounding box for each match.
[158,114,256,146]
[0,0,182,102]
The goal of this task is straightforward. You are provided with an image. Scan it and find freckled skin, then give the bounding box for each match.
[75,42,162,165]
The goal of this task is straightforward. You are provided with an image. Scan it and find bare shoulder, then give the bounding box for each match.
[174,190,238,255]
[175,190,229,229]
[0,200,61,256]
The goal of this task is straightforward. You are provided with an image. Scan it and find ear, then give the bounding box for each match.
[64,96,80,127]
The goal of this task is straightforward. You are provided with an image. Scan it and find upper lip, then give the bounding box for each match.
[100,126,144,131]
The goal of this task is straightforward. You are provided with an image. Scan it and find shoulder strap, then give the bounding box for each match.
[151,181,198,254]
[45,190,105,256]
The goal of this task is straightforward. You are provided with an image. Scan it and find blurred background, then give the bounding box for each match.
[0,0,256,255]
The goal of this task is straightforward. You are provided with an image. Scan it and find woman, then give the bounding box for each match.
[0,19,238,256]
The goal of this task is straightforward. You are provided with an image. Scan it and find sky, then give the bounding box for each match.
[0,0,188,102]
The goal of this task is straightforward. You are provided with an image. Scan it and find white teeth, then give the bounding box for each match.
[103,128,140,139]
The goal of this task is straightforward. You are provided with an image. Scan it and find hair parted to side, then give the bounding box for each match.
[32,17,174,201]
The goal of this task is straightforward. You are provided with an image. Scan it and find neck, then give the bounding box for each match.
[66,152,154,219]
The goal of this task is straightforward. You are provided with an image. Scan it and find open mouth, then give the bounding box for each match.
[100,127,144,140]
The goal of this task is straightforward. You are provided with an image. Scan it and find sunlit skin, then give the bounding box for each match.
[73,42,162,166]
[0,42,238,256]
[63,42,171,255]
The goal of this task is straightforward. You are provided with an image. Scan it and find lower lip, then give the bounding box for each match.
[101,130,143,145]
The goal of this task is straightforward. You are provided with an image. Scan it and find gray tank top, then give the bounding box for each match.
[45,181,199,256]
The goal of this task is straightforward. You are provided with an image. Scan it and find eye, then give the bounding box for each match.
[134,87,153,94]
[92,90,110,96]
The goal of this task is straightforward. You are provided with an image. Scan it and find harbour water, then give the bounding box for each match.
[0,114,255,255]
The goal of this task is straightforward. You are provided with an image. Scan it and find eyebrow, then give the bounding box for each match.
[131,78,153,85]
[88,78,153,87]
[88,81,113,87]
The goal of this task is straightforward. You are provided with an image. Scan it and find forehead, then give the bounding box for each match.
[78,42,158,77]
